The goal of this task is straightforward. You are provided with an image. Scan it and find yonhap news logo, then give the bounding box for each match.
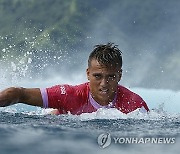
[97,133,176,148]
[97,133,112,148]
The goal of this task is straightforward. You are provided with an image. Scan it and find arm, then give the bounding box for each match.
[0,87,43,107]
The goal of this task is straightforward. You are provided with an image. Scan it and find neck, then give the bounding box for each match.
[89,93,117,108]
[97,100,112,106]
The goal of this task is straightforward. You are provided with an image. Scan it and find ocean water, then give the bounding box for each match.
[0,108,179,154]
[0,81,180,154]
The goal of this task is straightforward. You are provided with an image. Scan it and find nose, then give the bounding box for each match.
[100,78,108,87]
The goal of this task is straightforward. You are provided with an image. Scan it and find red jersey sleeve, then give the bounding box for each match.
[44,83,89,114]
[116,85,149,114]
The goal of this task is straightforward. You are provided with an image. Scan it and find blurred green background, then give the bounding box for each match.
[0,0,180,90]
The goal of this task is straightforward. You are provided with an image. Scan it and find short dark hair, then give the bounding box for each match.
[88,42,122,68]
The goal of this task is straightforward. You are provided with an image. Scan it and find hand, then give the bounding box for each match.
[0,87,20,107]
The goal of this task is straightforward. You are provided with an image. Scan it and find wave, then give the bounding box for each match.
[1,105,180,122]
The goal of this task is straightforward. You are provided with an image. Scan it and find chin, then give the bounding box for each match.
[99,98,109,103]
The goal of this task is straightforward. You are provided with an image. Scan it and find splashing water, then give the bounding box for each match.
[0,35,180,154]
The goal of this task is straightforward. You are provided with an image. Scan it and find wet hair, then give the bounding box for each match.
[88,42,122,68]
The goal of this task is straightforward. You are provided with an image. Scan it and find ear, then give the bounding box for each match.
[117,69,122,82]
[86,68,90,80]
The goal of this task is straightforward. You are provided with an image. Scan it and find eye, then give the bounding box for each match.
[93,74,102,79]
[108,75,116,80]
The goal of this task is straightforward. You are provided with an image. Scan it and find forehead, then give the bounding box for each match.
[89,59,120,73]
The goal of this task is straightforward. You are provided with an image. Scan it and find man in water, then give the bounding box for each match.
[0,43,149,115]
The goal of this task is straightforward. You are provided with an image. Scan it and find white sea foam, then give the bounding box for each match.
[1,91,180,121]
[67,107,180,121]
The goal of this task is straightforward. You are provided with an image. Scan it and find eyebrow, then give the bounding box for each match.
[92,73,102,76]
[92,73,116,76]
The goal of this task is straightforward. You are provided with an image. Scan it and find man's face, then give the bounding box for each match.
[86,59,122,105]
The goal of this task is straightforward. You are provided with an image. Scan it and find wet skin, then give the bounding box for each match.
[86,59,122,106]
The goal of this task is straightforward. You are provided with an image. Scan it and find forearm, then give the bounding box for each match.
[20,88,43,107]
[0,87,43,107]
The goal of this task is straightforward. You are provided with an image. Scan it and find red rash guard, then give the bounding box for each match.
[40,82,149,115]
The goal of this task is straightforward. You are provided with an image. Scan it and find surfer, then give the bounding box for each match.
[0,42,149,115]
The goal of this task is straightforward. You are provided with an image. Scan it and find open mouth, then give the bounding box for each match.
[99,88,109,94]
